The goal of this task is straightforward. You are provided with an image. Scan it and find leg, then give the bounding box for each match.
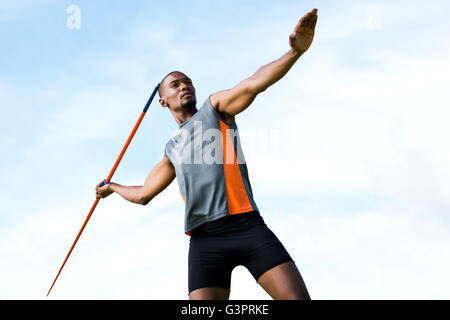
[188,235,234,300]
[257,261,311,300]
[189,287,230,300]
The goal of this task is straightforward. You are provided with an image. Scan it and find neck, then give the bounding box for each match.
[171,106,198,126]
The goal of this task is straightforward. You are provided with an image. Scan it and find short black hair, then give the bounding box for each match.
[157,71,185,97]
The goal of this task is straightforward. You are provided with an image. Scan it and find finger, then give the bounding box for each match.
[311,15,318,30]
[307,9,318,25]
[304,14,314,29]
[307,11,316,26]
[305,17,313,29]
[295,18,304,32]
[301,13,314,30]
[296,11,309,28]
[306,11,317,28]
[299,15,310,28]
[294,9,316,33]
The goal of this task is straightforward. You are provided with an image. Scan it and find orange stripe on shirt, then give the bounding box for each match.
[219,120,254,215]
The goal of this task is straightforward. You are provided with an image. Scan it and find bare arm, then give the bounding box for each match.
[211,8,318,122]
[95,156,176,205]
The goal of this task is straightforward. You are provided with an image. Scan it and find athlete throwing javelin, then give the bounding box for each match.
[96,8,318,300]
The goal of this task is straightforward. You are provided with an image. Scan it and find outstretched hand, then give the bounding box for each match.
[289,8,318,54]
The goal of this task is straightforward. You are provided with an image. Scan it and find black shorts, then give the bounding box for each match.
[188,211,293,294]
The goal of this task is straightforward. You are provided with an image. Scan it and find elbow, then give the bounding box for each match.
[139,194,152,206]
[138,187,153,206]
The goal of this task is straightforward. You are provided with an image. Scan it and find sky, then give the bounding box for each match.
[1,0,450,299]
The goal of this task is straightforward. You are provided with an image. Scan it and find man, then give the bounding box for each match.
[96,8,318,300]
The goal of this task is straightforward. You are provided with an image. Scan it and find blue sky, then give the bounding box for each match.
[1,0,450,299]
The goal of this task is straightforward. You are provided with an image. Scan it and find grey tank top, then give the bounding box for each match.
[164,96,259,234]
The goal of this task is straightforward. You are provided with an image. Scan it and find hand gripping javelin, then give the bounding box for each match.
[47,84,160,296]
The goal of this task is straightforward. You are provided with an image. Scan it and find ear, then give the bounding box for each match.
[159,97,168,108]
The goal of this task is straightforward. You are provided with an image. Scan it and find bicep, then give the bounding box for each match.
[212,77,259,119]
[141,156,176,204]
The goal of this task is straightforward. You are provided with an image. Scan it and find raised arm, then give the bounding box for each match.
[211,8,318,122]
[95,156,176,205]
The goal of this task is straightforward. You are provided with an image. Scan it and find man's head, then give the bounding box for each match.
[158,71,197,112]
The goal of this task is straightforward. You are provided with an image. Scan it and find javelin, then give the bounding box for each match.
[47,83,160,296]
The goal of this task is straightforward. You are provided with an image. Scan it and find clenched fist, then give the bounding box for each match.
[95,180,114,199]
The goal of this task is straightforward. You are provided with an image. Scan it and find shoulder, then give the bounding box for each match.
[164,131,182,153]
[209,91,235,123]
[209,91,222,110]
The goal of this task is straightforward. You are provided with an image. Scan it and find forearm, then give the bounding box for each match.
[95,157,175,205]
[250,48,303,93]
[109,183,146,205]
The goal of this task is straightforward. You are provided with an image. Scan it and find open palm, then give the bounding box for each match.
[289,9,318,53]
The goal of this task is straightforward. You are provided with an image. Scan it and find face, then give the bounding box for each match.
[159,72,197,111]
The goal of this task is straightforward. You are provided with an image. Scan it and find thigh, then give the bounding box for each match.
[188,235,236,295]
[241,224,294,282]
[189,287,230,300]
[257,261,310,300]
[237,225,310,300]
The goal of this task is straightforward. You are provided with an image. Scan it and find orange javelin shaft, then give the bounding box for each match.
[47,84,159,296]
[47,198,100,296]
